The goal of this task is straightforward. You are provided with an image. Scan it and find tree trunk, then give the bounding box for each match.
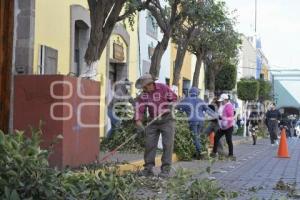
[172,27,195,87]
[207,65,216,92]
[172,42,188,87]
[149,32,171,78]
[148,0,180,78]
[84,0,125,66]
[192,52,203,87]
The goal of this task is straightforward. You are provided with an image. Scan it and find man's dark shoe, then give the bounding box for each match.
[138,169,154,177]
[158,170,170,178]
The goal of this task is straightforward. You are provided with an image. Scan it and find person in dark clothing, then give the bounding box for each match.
[247,111,259,145]
[265,103,281,145]
[211,94,235,158]
[236,114,242,128]
[135,73,177,178]
[107,78,134,138]
[279,119,292,138]
[203,97,225,155]
[177,87,217,159]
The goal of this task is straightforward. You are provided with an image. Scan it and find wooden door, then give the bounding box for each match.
[0,0,14,132]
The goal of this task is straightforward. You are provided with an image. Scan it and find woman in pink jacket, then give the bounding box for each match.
[211,93,235,158]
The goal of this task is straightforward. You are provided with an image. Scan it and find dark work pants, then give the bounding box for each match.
[144,116,175,172]
[268,120,278,144]
[213,127,234,156]
[189,121,204,153]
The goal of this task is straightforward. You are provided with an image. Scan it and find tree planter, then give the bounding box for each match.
[13,75,100,168]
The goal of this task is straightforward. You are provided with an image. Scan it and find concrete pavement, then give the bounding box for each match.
[99,136,249,173]
[175,137,300,199]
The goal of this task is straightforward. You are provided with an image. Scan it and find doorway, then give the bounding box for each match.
[74,20,89,76]
[0,0,14,132]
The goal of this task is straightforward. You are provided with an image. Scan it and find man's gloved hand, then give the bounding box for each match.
[136,120,145,137]
[219,115,222,120]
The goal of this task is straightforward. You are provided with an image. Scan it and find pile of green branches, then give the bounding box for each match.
[101,112,196,161]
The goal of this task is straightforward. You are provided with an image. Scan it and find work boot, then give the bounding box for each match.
[138,168,154,177]
[158,170,170,178]
[159,166,171,178]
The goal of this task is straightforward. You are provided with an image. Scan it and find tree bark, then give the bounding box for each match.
[85,0,126,66]
[149,31,171,78]
[148,0,180,78]
[192,52,203,87]
[172,42,187,87]
[207,65,216,92]
[172,27,196,87]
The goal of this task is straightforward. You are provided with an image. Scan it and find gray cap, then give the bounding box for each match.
[135,73,155,89]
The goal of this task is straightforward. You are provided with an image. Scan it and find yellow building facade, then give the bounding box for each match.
[32,1,206,137]
[33,0,139,137]
[170,43,206,98]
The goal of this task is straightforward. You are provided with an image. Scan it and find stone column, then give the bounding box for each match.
[14,0,35,74]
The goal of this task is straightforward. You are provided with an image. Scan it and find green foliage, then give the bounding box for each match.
[0,129,140,200]
[101,112,196,161]
[215,63,237,91]
[166,168,238,199]
[174,112,196,161]
[185,0,241,90]
[235,126,244,136]
[61,169,137,200]
[257,125,268,138]
[237,79,259,101]
[114,102,135,121]
[101,120,145,153]
[123,0,150,31]
[0,129,64,199]
[189,179,238,199]
[0,127,238,200]
[258,79,272,101]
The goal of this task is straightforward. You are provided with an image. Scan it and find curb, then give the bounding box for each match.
[90,138,250,175]
[232,137,250,145]
[117,138,249,174]
[116,153,178,174]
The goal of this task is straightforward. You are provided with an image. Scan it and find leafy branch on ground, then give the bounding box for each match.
[101,112,196,161]
[0,128,240,199]
[274,179,300,198]
[101,119,145,153]
[165,168,238,200]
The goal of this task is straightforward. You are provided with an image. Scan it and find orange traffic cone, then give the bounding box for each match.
[277,128,290,158]
[209,132,215,147]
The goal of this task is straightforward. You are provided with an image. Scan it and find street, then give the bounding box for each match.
[175,138,300,199]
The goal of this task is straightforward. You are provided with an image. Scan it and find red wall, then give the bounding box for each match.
[13,75,100,168]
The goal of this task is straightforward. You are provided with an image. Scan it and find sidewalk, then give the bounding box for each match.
[175,137,300,199]
[99,135,249,173]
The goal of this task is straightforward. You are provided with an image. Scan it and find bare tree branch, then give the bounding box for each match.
[117,0,152,21]
[146,4,167,32]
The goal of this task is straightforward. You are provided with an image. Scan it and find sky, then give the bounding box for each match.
[225,0,300,69]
